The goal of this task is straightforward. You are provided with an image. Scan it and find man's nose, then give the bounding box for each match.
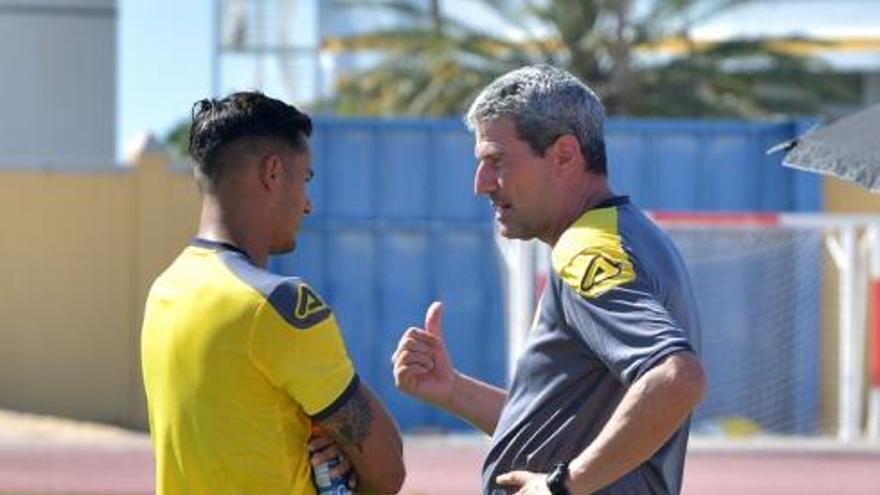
[474,162,498,196]
[304,197,313,215]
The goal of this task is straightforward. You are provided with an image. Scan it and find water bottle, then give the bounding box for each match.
[312,455,353,495]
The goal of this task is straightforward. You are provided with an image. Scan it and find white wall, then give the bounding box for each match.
[0,0,115,168]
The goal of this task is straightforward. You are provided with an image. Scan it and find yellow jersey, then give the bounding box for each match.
[141,238,357,495]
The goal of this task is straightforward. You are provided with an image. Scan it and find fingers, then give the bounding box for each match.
[328,454,352,478]
[310,446,339,465]
[401,326,442,348]
[308,434,334,453]
[393,328,437,353]
[391,328,440,367]
[308,437,341,465]
[308,431,355,484]
[424,301,444,338]
[495,470,530,487]
[394,359,432,377]
[392,350,431,387]
[394,341,435,369]
[391,328,440,392]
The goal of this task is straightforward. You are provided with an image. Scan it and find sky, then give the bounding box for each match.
[118,0,213,159]
[117,0,880,161]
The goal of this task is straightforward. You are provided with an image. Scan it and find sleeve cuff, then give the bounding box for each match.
[629,344,694,385]
[310,374,360,420]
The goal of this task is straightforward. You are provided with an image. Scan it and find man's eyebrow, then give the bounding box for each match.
[475,143,502,159]
[476,149,503,161]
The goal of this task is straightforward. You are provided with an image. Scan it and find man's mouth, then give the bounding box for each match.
[490,196,510,209]
[491,201,512,216]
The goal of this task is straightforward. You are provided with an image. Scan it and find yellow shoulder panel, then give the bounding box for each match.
[551,207,635,299]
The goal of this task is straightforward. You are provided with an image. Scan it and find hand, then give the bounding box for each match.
[391,301,456,407]
[496,471,552,495]
[309,427,357,489]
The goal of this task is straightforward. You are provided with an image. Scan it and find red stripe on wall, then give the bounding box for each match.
[651,212,781,226]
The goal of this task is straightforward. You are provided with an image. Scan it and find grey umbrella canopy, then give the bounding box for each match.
[776,104,880,192]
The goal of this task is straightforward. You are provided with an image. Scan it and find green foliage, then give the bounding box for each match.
[164,119,191,159]
[324,0,853,118]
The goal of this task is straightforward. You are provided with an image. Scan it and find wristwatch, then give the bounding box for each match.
[546,461,573,495]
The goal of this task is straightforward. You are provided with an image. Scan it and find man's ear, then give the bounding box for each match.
[257,153,285,191]
[549,134,584,172]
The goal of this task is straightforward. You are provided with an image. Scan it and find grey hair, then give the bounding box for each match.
[464,65,607,175]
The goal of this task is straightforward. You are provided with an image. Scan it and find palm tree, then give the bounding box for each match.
[323,0,852,118]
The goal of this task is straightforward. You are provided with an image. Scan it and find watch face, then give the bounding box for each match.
[546,462,571,495]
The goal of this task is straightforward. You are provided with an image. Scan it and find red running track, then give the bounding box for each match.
[1,432,878,494]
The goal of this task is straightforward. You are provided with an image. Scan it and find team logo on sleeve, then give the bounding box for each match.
[581,254,623,293]
[570,250,634,299]
[285,284,331,329]
[295,285,329,321]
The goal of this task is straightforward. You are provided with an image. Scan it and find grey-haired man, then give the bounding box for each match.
[391,65,705,495]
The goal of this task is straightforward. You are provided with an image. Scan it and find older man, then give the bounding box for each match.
[392,66,705,495]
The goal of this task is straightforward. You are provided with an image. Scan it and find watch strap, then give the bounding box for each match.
[546,461,573,495]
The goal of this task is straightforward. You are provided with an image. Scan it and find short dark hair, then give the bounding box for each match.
[188,91,313,187]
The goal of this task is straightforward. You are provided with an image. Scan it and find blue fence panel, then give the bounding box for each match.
[319,126,376,219]
[605,119,821,212]
[270,116,821,432]
[379,128,431,219]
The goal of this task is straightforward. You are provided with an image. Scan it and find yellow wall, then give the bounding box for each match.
[824,175,880,213]
[0,149,200,428]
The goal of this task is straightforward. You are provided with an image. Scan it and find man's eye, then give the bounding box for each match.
[305,169,315,182]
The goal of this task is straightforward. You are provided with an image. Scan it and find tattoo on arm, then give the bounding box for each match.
[322,387,374,453]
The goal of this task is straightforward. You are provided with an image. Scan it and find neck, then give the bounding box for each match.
[543,176,614,247]
[197,195,270,267]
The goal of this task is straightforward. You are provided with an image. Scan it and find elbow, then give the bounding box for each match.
[654,351,706,412]
[362,459,406,494]
[381,436,406,493]
[388,463,407,494]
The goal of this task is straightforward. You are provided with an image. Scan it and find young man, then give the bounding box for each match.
[141,91,405,495]
[392,66,706,494]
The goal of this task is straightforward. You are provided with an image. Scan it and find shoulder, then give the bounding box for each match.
[551,206,636,299]
[264,277,333,329]
[615,205,688,288]
[218,252,333,329]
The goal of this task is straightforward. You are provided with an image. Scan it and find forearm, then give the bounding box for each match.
[443,372,507,435]
[568,352,705,494]
[320,383,405,494]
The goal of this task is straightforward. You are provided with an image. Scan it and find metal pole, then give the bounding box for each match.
[867,224,880,440]
[256,0,264,89]
[212,0,221,96]
[836,226,861,441]
[496,235,536,380]
[314,0,323,103]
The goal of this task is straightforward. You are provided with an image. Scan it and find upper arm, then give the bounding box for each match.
[648,350,706,403]
[249,281,356,415]
[314,381,405,494]
[248,280,404,492]
[560,275,695,386]
[552,217,698,386]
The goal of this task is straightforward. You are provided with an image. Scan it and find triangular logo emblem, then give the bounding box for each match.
[295,285,327,320]
[580,254,623,293]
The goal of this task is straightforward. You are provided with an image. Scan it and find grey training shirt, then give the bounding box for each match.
[483,196,701,495]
